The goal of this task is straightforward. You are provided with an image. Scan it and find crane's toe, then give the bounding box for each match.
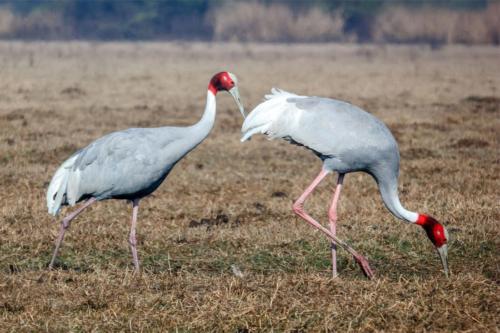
[355,255,375,279]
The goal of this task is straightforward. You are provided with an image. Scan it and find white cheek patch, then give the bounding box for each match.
[444,226,450,241]
[228,72,238,85]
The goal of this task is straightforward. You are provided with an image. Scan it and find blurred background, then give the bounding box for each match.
[0,0,498,45]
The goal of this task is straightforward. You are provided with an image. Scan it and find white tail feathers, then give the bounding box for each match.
[264,87,297,100]
[241,124,270,142]
[241,88,303,142]
[46,154,78,216]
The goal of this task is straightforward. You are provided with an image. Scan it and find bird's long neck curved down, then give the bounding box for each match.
[377,175,419,223]
[190,91,216,142]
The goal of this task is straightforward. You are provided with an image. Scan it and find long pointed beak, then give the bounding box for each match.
[437,244,449,278]
[228,87,246,119]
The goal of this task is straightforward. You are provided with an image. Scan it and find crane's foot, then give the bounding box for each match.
[354,255,375,279]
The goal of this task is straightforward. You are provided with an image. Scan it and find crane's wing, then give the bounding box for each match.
[241,89,396,163]
[47,127,185,215]
[241,90,335,158]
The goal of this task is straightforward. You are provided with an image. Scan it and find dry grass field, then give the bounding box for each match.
[0,42,498,332]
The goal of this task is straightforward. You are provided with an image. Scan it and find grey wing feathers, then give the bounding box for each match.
[242,92,398,172]
[47,127,186,216]
[279,97,396,157]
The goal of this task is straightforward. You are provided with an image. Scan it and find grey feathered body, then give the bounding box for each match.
[284,97,399,179]
[71,127,194,201]
[48,126,203,213]
[47,91,217,216]
[242,89,415,222]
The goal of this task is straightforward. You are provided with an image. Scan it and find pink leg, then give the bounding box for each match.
[49,198,97,269]
[129,199,140,271]
[292,169,374,279]
[328,173,345,278]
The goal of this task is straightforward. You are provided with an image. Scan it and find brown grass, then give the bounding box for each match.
[1,3,500,44]
[214,2,500,44]
[374,3,500,45]
[0,8,68,39]
[212,3,343,42]
[0,42,499,331]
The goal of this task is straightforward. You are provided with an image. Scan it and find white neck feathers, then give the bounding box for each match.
[190,91,216,140]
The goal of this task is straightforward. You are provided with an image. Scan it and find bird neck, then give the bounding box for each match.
[376,173,419,223]
[190,90,217,141]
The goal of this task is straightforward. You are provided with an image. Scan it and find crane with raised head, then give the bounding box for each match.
[241,88,449,279]
[46,71,245,271]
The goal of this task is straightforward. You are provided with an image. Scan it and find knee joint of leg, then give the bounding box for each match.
[129,235,137,246]
[292,201,303,214]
